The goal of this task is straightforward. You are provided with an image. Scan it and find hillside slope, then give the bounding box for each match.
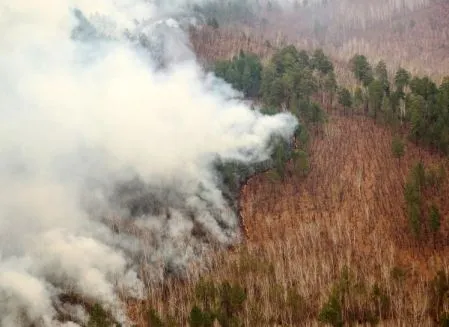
[242,115,449,264]
[124,2,449,325]
[191,0,449,81]
[130,115,449,326]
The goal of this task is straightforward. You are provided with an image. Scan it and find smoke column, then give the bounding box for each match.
[0,0,297,325]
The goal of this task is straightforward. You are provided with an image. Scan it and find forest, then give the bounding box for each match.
[213,47,449,156]
[98,2,449,326]
[116,45,449,326]
[5,1,449,327]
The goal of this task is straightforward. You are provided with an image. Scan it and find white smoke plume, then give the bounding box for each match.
[0,0,297,325]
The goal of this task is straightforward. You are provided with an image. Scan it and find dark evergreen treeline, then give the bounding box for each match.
[213,46,337,182]
[214,51,262,98]
[214,46,335,126]
[345,54,449,154]
[403,161,446,241]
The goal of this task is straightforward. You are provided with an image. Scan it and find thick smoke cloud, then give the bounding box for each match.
[0,0,297,325]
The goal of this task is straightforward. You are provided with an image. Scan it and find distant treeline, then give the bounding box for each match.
[190,0,289,26]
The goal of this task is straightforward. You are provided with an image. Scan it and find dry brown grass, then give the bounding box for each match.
[127,115,449,326]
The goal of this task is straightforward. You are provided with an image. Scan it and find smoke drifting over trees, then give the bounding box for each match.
[0,1,297,325]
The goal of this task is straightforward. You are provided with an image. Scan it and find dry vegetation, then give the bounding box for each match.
[326,1,449,81]
[127,115,449,326]
[191,0,449,83]
[190,26,358,87]
[122,3,449,325]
